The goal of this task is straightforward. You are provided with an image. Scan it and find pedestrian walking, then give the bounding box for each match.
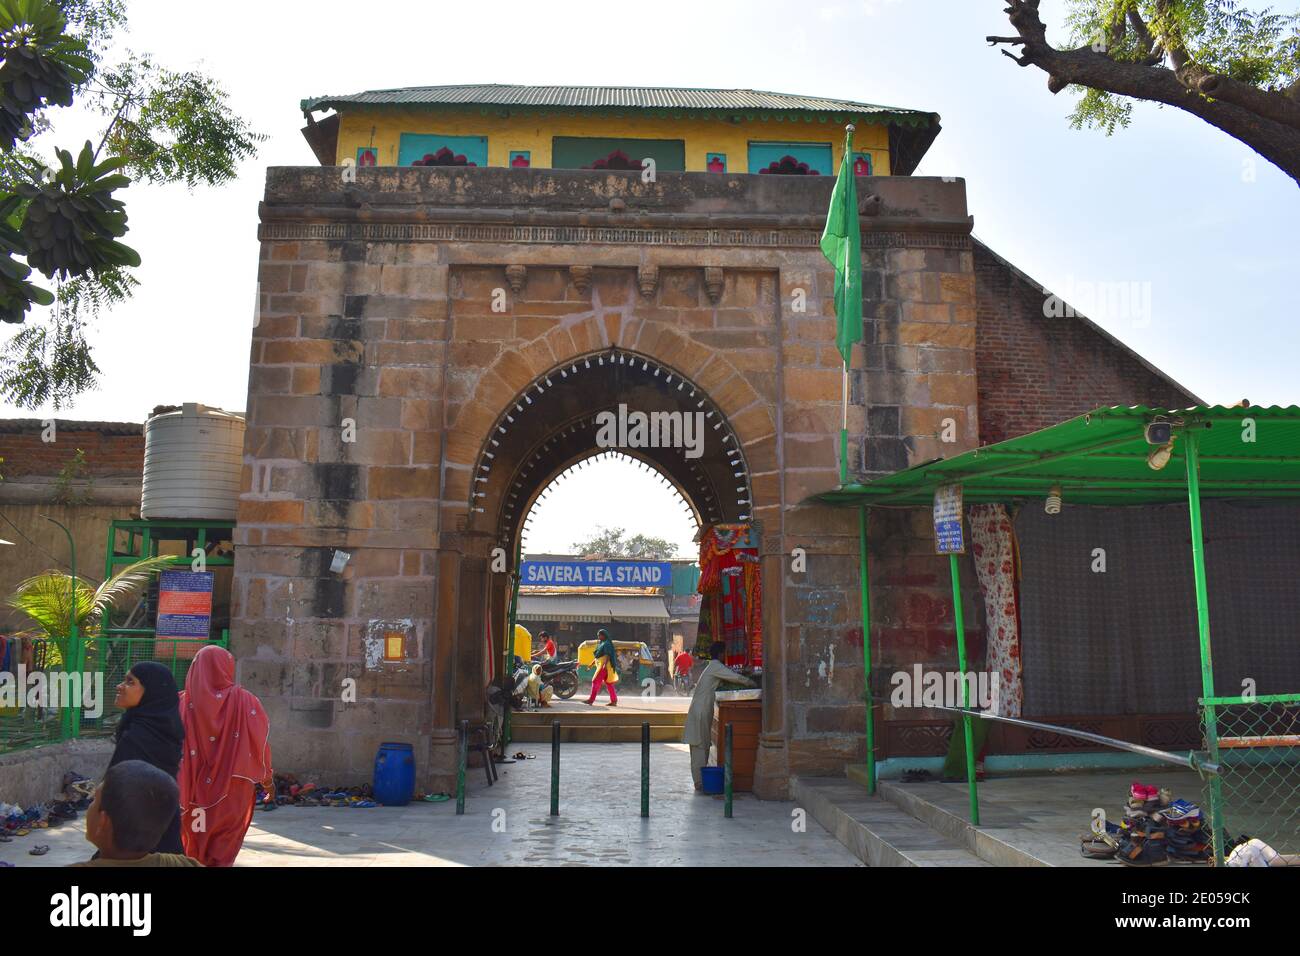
[585,628,620,707]
[178,644,273,867]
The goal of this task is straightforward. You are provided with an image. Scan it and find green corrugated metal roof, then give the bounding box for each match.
[816,405,1300,508]
[300,84,936,126]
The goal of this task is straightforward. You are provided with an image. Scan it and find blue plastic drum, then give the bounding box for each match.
[373,742,415,806]
[701,766,724,795]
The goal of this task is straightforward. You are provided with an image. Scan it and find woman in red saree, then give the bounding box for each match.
[178,644,273,867]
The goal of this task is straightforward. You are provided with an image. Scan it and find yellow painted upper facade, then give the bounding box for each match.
[332,108,894,175]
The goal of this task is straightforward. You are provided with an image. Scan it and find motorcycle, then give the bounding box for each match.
[531,656,580,700]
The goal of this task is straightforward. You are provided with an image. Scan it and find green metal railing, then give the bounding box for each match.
[1199,693,1300,865]
[0,632,226,754]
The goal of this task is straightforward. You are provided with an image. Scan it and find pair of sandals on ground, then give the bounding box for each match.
[1080,782,1211,865]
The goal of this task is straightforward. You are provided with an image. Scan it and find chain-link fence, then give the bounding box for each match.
[0,635,223,754]
[0,639,67,753]
[1201,694,1300,866]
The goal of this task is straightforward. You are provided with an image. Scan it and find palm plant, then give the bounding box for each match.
[6,554,174,668]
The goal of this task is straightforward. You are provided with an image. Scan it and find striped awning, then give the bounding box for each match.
[516,594,669,624]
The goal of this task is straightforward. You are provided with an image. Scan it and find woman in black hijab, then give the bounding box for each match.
[108,661,185,854]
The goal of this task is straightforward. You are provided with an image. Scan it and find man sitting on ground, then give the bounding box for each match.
[70,760,203,867]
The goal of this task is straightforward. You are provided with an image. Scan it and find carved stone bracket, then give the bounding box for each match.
[637,264,659,299]
[858,193,882,217]
[703,266,724,304]
[569,265,592,295]
[505,264,527,295]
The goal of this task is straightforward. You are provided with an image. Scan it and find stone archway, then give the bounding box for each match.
[442,340,777,753]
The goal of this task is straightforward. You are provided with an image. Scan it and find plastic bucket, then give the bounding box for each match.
[373,742,415,806]
[701,766,724,795]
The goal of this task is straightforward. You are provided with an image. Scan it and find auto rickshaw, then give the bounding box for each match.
[577,639,658,686]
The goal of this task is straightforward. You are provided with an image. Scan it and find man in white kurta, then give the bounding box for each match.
[685,643,756,790]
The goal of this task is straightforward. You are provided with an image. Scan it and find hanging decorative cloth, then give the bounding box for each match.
[697,524,761,667]
[968,504,1024,717]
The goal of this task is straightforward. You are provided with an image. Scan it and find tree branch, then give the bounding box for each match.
[1195,73,1300,132]
[989,0,1300,185]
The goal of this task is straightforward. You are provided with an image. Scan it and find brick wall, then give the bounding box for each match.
[973,241,1197,445]
[0,426,144,479]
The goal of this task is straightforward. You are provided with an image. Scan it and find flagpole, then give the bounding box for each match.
[839,123,855,488]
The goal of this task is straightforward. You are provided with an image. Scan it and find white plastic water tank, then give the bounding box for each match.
[140,403,246,520]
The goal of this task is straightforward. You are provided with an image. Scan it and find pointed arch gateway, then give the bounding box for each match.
[449,343,776,730]
[471,347,756,553]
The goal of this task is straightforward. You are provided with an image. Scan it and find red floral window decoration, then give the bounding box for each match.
[411,146,477,167]
[854,153,872,176]
[706,153,726,173]
[758,155,819,175]
[584,149,641,171]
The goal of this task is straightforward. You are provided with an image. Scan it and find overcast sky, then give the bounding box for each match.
[5,0,1295,556]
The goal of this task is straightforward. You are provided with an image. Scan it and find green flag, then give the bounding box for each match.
[819,128,862,366]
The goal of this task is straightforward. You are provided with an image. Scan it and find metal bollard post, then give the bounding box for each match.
[724,722,734,819]
[456,719,467,815]
[641,721,650,818]
[550,719,560,817]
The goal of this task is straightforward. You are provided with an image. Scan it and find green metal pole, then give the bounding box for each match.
[641,721,650,818]
[550,719,560,817]
[949,553,979,826]
[42,516,78,741]
[503,561,522,757]
[455,719,467,815]
[724,722,734,819]
[839,362,849,486]
[1184,430,1225,863]
[858,505,876,794]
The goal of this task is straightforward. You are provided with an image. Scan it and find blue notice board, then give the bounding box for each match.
[155,570,214,638]
[933,485,965,555]
[520,561,671,588]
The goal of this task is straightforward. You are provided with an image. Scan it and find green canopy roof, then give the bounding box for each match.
[816,405,1300,508]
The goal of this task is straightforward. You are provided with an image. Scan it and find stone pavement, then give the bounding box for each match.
[3,743,861,867]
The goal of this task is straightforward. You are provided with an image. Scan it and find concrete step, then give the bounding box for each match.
[511,723,684,743]
[877,780,1048,867]
[791,778,991,867]
[512,709,685,726]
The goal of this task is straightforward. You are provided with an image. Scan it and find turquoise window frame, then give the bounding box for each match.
[355,146,380,167]
[509,150,531,168]
[747,141,833,175]
[398,133,488,167]
[706,152,727,172]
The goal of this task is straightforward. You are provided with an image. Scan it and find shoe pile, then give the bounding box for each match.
[1079,781,1211,865]
[0,772,97,846]
[259,774,380,808]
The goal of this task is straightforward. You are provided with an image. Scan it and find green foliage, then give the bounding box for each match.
[98,56,263,188]
[7,555,173,669]
[0,297,97,406]
[1063,0,1300,131]
[571,526,679,560]
[17,141,137,279]
[0,192,54,321]
[0,0,261,407]
[51,445,88,503]
[0,0,92,149]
